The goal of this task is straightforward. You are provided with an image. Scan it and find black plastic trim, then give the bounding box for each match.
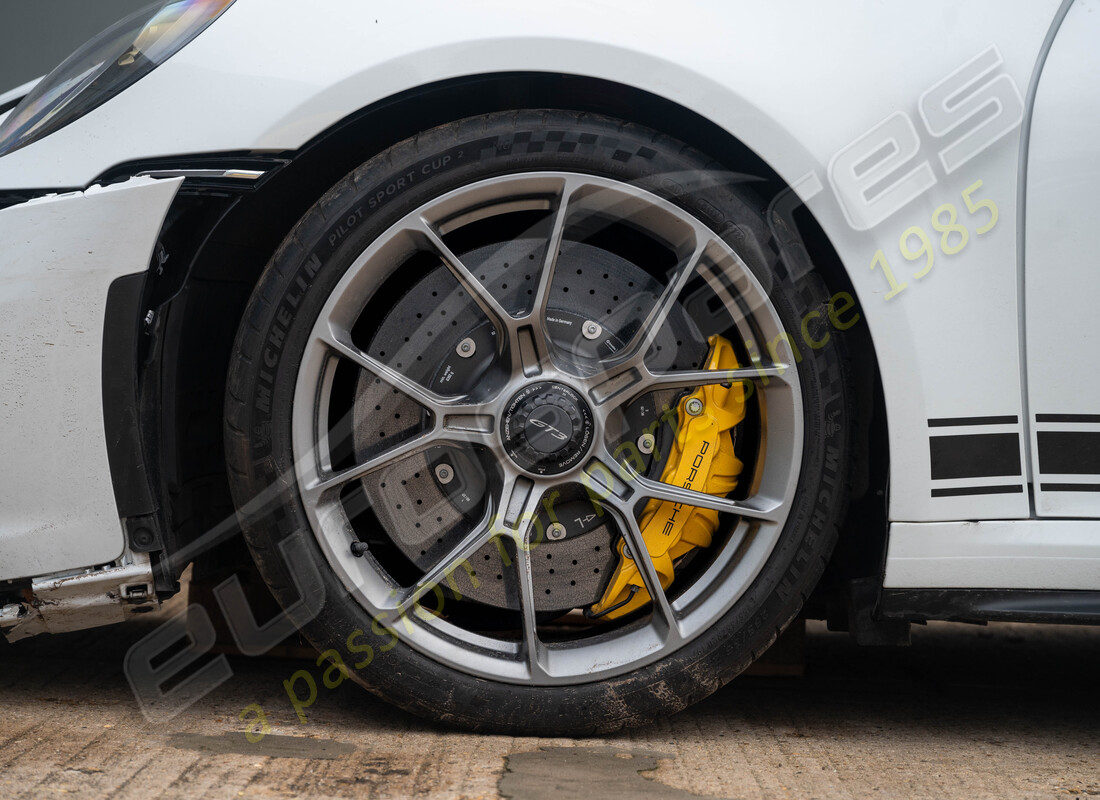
[93,153,291,191]
[103,274,156,518]
[104,277,171,571]
[880,589,1100,625]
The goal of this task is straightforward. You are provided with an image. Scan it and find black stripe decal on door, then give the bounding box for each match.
[931,485,1024,497]
[928,415,1019,427]
[930,433,1022,480]
[1037,431,1100,475]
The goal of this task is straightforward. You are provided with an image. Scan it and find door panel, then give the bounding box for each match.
[1025,0,1100,516]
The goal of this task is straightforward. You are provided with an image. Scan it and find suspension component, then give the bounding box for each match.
[589,334,746,620]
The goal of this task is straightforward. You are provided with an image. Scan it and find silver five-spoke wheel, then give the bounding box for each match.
[226,111,849,733]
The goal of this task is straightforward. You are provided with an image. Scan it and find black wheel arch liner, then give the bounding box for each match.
[98,71,889,603]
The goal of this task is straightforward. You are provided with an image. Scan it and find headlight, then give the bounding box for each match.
[0,0,235,158]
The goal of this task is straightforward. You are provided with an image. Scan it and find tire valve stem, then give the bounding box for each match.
[350,542,368,557]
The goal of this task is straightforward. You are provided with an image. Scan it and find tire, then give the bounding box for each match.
[224,110,852,735]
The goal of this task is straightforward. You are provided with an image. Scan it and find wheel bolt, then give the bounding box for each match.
[582,321,603,340]
[637,433,655,454]
[456,337,476,358]
[434,464,454,484]
[685,397,704,416]
[546,522,567,541]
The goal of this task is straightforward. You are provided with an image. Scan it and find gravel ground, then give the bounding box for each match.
[0,611,1097,799]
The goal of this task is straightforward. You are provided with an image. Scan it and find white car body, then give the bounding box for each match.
[1,0,1098,636]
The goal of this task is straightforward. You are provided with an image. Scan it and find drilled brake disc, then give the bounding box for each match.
[352,235,707,612]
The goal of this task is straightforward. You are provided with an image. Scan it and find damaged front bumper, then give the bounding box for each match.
[0,552,157,642]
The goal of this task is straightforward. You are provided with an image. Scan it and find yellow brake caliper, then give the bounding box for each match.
[589,334,746,620]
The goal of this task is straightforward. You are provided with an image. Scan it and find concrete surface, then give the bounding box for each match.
[1,614,1097,799]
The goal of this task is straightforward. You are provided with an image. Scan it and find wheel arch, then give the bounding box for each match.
[133,71,888,607]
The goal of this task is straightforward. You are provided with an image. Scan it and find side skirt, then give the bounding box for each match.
[880,588,1100,625]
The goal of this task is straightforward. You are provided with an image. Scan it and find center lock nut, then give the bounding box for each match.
[501,381,595,475]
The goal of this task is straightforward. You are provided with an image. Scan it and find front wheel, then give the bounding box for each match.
[224,110,852,734]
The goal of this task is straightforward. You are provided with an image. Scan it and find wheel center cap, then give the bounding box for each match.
[525,405,575,453]
[501,382,595,475]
